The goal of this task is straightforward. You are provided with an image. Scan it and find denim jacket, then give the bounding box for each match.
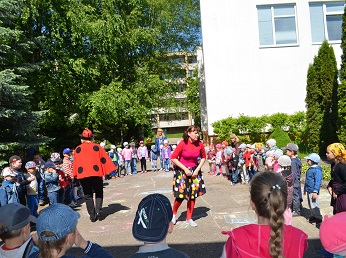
[44,171,60,192]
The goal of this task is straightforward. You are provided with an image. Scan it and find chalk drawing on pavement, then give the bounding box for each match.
[224,211,257,225]
[140,189,172,195]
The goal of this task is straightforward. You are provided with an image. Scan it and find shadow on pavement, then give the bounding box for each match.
[177,206,210,223]
[99,203,131,221]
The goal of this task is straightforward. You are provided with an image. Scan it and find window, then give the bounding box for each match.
[257,5,298,47]
[309,2,345,43]
[188,56,197,64]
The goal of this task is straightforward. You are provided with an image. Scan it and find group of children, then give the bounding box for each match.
[106,140,177,177]
[207,138,324,226]
[0,150,84,222]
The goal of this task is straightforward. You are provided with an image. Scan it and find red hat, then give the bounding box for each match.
[139,141,144,144]
[80,128,93,139]
[222,141,229,146]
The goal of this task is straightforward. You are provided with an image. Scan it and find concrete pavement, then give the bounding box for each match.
[64,161,331,258]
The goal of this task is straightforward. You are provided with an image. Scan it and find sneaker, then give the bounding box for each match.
[172,214,177,225]
[186,219,197,227]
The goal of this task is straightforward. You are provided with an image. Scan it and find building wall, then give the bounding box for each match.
[200,0,343,135]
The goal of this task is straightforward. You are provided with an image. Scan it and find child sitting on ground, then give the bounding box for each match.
[131,194,189,258]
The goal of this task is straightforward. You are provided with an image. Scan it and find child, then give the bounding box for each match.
[9,155,34,206]
[25,161,39,218]
[131,194,189,258]
[320,212,346,257]
[43,161,60,205]
[237,144,248,184]
[33,151,46,206]
[273,149,283,172]
[107,145,118,179]
[304,153,323,224]
[326,143,346,214]
[277,155,294,225]
[137,141,148,173]
[207,143,216,174]
[243,144,252,179]
[221,172,308,258]
[214,144,223,176]
[29,203,113,258]
[0,203,38,258]
[0,167,21,206]
[122,142,132,176]
[130,142,138,174]
[62,148,75,205]
[284,143,302,216]
[265,150,274,172]
[161,139,171,172]
[225,147,239,185]
[117,148,125,177]
[150,145,158,172]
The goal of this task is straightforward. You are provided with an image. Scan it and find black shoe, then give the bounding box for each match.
[90,215,98,222]
[308,216,317,223]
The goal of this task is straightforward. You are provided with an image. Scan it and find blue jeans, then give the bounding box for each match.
[232,168,239,184]
[131,158,137,174]
[27,195,39,217]
[48,191,58,205]
[164,158,170,170]
[125,160,131,175]
[37,176,45,202]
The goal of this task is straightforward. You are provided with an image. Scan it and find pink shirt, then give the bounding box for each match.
[122,148,132,161]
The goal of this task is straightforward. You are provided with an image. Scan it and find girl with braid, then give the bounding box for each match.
[221,172,308,258]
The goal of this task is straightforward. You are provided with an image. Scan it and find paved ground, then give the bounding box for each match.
[60,161,332,258]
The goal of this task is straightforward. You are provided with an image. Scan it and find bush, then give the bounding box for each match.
[268,127,292,148]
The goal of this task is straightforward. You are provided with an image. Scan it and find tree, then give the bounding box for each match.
[0,0,49,166]
[305,40,338,155]
[186,69,201,127]
[23,0,201,146]
[339,5,346,144]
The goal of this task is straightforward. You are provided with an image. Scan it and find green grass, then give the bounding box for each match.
[167,133,184,138]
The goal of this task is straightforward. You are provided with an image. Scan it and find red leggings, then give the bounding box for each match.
[173,198,195,220]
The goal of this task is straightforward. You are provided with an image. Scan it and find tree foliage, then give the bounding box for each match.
[211,112,305,145]
[305,40,339,155]
[0,0,50,165]
[339,6,346,144]
[7,0,201,148]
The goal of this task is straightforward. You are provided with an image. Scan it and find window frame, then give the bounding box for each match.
[257,4,299,48]
[323,2,344,43]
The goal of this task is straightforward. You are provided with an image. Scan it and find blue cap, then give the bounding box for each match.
[37,204,80,241]
[44,161,56,169]
[63,148,71,155]
[132,194,172,243]
[305,153,320,164]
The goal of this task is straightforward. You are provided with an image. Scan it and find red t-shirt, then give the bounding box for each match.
[171,139,206,168]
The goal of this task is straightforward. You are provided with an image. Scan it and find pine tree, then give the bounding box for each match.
[305,40,339,155]
[0,0,49,166]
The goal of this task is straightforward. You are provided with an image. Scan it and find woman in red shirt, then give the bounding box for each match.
[171,126,206,227]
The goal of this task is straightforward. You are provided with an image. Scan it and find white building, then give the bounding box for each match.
[199,0,345,136]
